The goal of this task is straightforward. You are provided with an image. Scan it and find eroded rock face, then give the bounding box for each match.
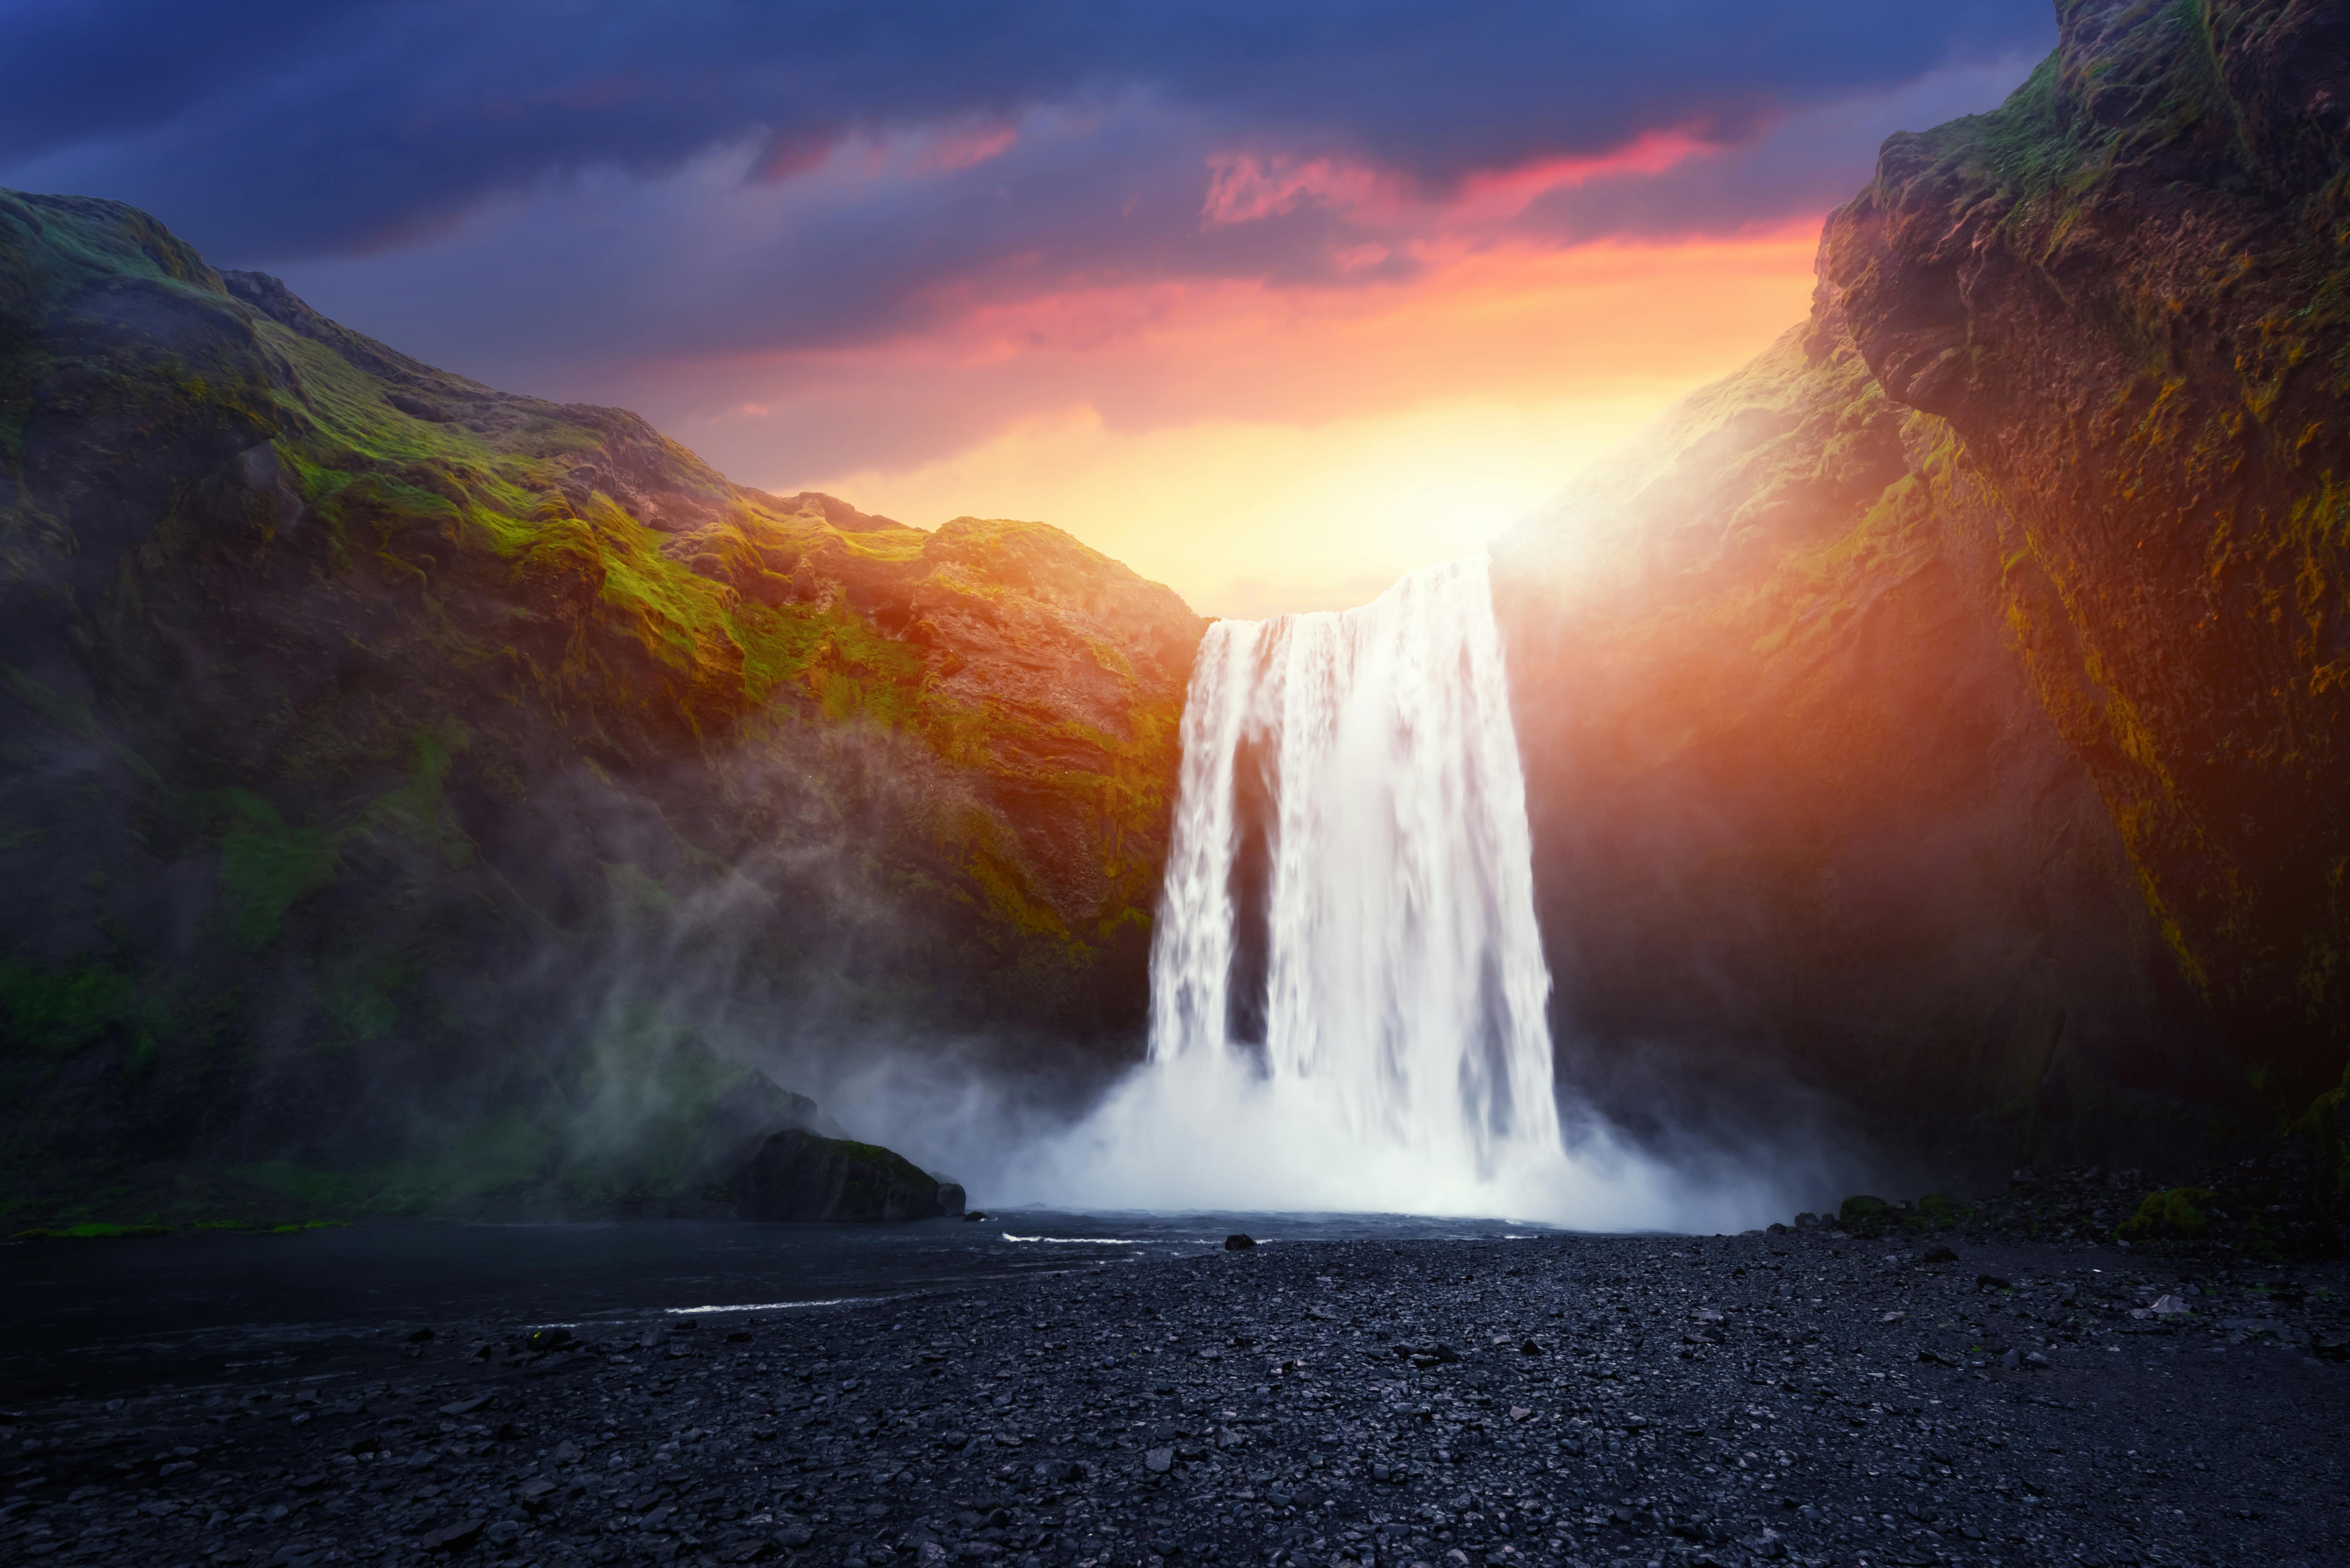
[1822,0,2350,1103]
[1495,1,2350,1165]
[1494,305,2204,1173]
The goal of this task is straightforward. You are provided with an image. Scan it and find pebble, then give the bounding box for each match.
[0,1233,2344,1567]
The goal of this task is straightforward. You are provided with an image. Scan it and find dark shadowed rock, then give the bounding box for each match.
[735,1128,959,1221]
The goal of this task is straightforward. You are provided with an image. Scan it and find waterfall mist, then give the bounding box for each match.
[994,558,1814,1229]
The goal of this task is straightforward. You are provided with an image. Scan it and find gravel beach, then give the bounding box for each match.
[6,1228,2347,1568]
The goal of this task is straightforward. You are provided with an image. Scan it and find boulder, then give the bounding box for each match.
[736,1128,961,1221]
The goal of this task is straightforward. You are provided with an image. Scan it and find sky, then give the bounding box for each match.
[0,2,2057,617]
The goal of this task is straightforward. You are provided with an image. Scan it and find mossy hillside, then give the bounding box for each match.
[0,187,1203,1225]
[1823,0,2350,1112]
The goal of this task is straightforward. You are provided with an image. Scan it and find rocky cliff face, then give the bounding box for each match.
[0,190,1203,1225]
[1498,0,2350,1171]
[1823,0,2350,1109]
[1494,306,2207,1174]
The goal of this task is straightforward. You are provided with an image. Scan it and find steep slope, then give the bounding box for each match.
[0,190,1203,1225]
[1497,0,2350,1172]
[1494,303,2204,1172]
[1822,0,2350,1109]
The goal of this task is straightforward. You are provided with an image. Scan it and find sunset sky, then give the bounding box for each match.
[0,2,2056,616]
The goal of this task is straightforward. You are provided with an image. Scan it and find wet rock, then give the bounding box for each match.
[420,1519,482,1551]
[9,1225,2344,1568]
[734,1128,960,1222]
[1224,1234,1256,1250]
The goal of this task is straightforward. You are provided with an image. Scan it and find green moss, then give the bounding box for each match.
[0,961,175,1075]
[11,1221,171,1240]
[1838,1194,1893,1227]
[315,961,402,1047]
[2295,1059,2350,1199]
[0,961,136,1053]
[0,185,1200,1217]
[237,1108,557,1217]
[822,1135,939,1187]
[2116,1185,2220,1240]
[1914,1193,1974,1231]
[217,793,340,949]
[602,861,676,919]
[362,725,473,868]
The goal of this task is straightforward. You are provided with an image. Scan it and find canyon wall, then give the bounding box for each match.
[1497,0,2350,1174]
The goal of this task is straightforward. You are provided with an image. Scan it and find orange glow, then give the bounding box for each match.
[682,221,1824,616]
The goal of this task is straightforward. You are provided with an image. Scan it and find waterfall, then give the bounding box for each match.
[1148,557,1562,1178]
[998,556,1794,1227]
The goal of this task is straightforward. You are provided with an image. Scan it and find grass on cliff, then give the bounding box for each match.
[1,190,1186,1223]
[76,301,1190,1037]
[260,311,1178,891]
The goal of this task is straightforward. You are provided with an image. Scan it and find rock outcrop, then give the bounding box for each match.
[735,1128,965,1222]
[1496,305,2201,1173]
[1821,0,2350,1107]
[0,189,1202,1225]
[1497,0,2350,1171]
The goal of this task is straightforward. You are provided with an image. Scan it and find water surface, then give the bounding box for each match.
[1,1209,1556,1400]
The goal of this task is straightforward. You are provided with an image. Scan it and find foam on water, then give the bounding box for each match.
[1007,558,1776,1229]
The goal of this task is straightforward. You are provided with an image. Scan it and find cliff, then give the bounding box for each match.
[1823,0,2350,1108]
[0,190,1203,1225]
[1497,0,2350,1176]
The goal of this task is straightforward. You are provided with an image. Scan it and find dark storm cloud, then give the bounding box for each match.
[3,1,2055,261]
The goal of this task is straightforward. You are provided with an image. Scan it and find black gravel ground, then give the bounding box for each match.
[5,1229,2347,1568]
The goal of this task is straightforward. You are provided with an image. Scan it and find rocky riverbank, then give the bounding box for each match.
[5,1230,2346,1568]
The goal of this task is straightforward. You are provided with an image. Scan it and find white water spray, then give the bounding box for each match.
[1152,556,1560,1173]
[999,558,1796,1227]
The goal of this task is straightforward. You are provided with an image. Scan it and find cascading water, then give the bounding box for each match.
[1001,556,1792,1226]
[1149,557,1561,1178]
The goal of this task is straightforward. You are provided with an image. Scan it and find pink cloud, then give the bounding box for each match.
[1201,151,1401,227]
[1451,129,1712,216]
[919,122,1020,172]
[1202,128,1714,230]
